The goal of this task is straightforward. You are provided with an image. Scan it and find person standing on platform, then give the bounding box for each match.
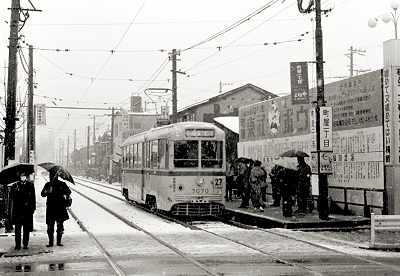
[238,160,252,208]
[296,156,312,214]
[225,160,236,202]
[9,172,36,250]
[250,160,266,211]
[41,171,71,247]
[269,165,283,207]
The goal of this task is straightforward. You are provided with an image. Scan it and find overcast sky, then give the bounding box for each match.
[0,0,398,149]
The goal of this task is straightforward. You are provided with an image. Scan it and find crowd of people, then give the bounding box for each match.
[226,156,313,217]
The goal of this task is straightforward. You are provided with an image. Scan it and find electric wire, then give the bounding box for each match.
[182,0,282,52]
[184,0,297,74]
[79,0,146,100]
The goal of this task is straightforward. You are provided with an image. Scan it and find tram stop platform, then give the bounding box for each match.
[223,199,370,230]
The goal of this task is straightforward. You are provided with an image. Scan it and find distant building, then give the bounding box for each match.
[113,110,158,162]
[177,83,277,123]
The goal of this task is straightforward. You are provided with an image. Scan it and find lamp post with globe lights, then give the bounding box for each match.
[368,1,400,39]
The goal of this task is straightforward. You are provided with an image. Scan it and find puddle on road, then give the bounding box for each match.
[1,261,108,273]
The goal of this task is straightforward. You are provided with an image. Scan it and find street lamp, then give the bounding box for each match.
[368,1,400,39]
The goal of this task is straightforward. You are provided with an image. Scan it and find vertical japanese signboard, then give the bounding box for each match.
[391,67,400,164]
[35,104,46,125]
[383,68,393,164]
[290,62,309,104]
[320,106,333,151]
[310,107,317,152]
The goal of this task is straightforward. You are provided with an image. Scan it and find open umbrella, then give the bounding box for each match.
[0,163,34,184]
[38,162,74,184]
[273,157,298,171]
[235,157,253,164]
[280,150,309,158]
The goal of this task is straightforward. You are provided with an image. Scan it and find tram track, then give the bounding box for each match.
[75,176,400,275]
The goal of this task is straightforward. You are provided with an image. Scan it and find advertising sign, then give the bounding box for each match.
[290,62,309,104]
[320,152,333,174]
[391,67,400,164]
[383,68,393,164]
[309,108,317,151]
[35,104,46,125]
[320,106,333,151]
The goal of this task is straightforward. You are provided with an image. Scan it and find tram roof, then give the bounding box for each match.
[121,122,225,146]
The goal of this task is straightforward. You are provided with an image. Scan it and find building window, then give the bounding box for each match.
[214,104,220,114]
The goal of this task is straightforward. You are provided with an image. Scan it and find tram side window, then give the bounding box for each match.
[201,141,223,168]
[129,144,133,168]
[151,141,158,168]
[145,141,151,168]
[130,145,136,168]
[137,143,142,168]
[122,147,126,168]
[127,145,131,168]
[174,140,198,168]
[132,144,137,168]
[158,139,166,169]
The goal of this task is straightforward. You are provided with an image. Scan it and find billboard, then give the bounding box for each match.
[238,70,384,190]
[290,62,309,104]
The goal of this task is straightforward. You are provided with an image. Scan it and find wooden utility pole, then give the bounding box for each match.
[92,115,96,145]
[298,0,329,220]
[171,49,177,123]
[4,0,20,166]
[73,129,77,168]
[67,136,70,168]
[109,107,115,183]
[27,45,34,163]
[86,126,90,167]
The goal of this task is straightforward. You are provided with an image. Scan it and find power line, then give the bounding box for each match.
[36,51,169,82]
[79,0,147,100]
[183,0,297,73]
[182,0,282,51]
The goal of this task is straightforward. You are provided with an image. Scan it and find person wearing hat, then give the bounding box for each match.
[9,172,36,250]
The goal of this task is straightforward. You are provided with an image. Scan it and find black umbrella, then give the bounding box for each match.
[280,150,309,158]
[38,162,75,184]
[0,163,34,184]
[235,157,253,164]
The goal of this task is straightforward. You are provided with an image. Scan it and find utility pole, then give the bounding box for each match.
[73,129,76,168]
[171,49,178,123]
[4,0,20,166]
[345,46,366,77]
[67,136,69,168]
[86,126,90,167]
[298,0,329,220]
[92,115,96,145]
[109,107,115,183]
[26,45,34,164]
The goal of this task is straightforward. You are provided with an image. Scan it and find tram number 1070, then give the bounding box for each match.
[192,188,209,194]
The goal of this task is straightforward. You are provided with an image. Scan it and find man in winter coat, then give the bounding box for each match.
[9,172,36,250]
[296,156,312,214]
[41,171,71,247]
[269,165,283,207]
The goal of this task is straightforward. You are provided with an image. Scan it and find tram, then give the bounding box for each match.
[120,122,226,217]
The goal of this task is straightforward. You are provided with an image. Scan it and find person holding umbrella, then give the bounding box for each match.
[41,170,71,247]
[9,171,36,250]
[296,156,312,214]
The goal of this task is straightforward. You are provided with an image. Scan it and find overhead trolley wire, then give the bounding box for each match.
[182,0,282,52]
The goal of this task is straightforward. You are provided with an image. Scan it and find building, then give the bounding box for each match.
[177,83,276,123]
[176,83,277,160]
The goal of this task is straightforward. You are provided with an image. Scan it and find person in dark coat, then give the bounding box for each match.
[225,161,236,201]
[280,167,297,217]
[238,160,252,208]
[249,160,266,211]
[269,165,283,207]
[41,171,71,247]
[9,172,36,250]
[296,157,312,214]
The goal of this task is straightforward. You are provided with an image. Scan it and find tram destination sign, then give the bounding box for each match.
[185,129,215,137]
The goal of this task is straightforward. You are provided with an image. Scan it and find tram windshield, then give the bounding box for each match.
[173,140,223,169]
[174,141,198,168]
[201,141,223,168]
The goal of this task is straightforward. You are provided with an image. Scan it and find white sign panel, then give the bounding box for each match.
[35,104,46,125]
[320,152,333,174]
[383,67,393,164]
[320,106,333,151]
[309,108,317,151]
